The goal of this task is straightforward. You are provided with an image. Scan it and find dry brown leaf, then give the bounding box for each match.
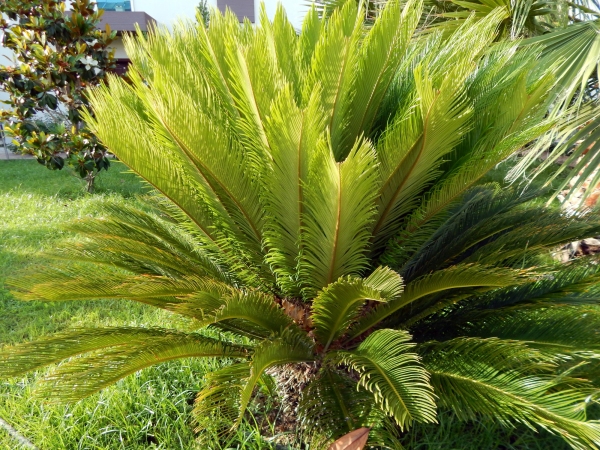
[328,427,370,450]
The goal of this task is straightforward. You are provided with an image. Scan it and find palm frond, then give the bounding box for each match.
[226,7,284,157]
[56,202,230,281]
[381,43,556,266]
[335,0,422,157]
[336,329,437,430]
[303,0,363,160]
[205,290,299,336]
[193,362,251,438]
[461,211,600,266]
[89,40,271,287]
[419,337,600,450]
[300,136,380,297]
[262,4,302,99]
[348,264,525,340]
[139,64,266,255]
[397,187,540,280]
[530,112,600,208]
[463,258,600,311]
[8,266,228,302]
[238,329,314,423]
[262,87,326,296]
[311,276,386,351]
[460,305,600,352]
[296,5,324,93]
[371,13,507,251]
[504,20,600,202]
[522,20,600,109]
[363,266,404,299]
[0,328,248,401]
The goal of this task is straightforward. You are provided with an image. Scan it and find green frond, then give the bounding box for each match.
[336,329,437,430]
[397,187,539,280]
[193,362,251,438]
[238,329,315,424]
[432,0,553,38]
[226,9,283,156]
[363,266,404,300]
[262,4,301,99]
[504,19,600,201]
[536,112,600,208]
[86,77,225,251]
[461,211,600,267]
[419,338,600,450]
[140,63,266,252]
[0,328,248,401]
[412,259,600,341]
[262,87,326,296]
[348,264,525,340]
[303,0,363,160]
[296,5,324,94]
[88,47,270,288]
[447,259,600,317]
[300,136,380,298]
[8,265,228,303]
[372,9,557,255]
[460,305,600,352]
[371,12,508,251]
[205,290,299,337]
[522,19,600,109]
[335,0,422,156]
[381,43,556,267]
[311,276,387,351]
[55,202,230,281]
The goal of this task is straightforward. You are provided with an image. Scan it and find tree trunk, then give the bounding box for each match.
[85,171,96,194]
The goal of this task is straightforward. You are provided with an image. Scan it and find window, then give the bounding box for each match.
[97,1,132,12]
[217,0,255,23]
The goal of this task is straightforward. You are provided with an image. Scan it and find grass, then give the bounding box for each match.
[0,160,574,450]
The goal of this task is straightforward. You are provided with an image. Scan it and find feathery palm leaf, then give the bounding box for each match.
[336,329,437,430]
[420,338,600,450]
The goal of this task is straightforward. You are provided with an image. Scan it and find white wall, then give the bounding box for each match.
[0,29,14,109]
[112,39,128,59]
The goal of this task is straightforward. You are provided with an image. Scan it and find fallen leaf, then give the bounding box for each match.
[328,427,370,450]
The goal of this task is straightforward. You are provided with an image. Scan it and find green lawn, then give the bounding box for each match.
[0,161,571,450]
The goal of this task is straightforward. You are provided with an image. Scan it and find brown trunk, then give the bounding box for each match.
[85,171,96,193]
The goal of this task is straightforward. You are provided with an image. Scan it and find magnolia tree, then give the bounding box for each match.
[0,0,116,191]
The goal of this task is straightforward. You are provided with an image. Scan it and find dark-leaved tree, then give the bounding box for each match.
[0,0,116,191]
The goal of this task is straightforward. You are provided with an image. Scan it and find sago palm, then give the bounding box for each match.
[4,1,600,448]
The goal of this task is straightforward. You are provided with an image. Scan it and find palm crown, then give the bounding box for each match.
[4,1,600,448]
